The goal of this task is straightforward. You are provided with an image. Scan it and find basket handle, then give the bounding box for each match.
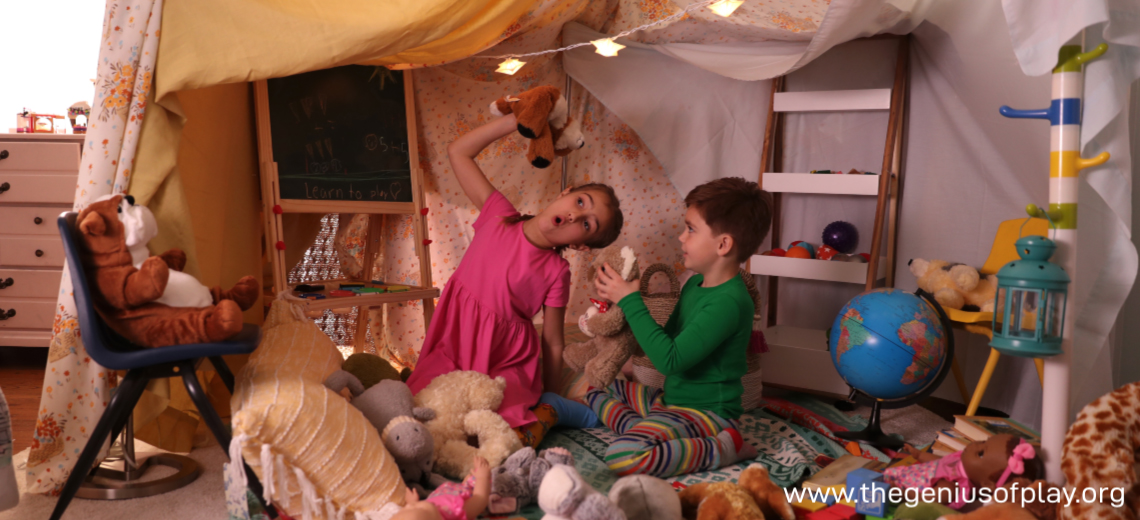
[640,263,680,295]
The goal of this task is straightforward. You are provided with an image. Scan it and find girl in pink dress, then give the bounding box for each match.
[406,112,624,445]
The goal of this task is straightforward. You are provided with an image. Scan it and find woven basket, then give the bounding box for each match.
[631,268,765,411]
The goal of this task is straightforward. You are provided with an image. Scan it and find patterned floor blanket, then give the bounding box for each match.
[503,391,890,519]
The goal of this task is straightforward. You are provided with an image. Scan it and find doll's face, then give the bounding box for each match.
[961,434,1017,487]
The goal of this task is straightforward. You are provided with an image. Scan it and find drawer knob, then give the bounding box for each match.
[35,249,44,257]
[34,217,43,225]
[0,278,11,289]
[0,182,8,193]
[0,150,8,159]
[0,309,13,320]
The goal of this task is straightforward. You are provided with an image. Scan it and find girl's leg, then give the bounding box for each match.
[586,381,662,435]
[603,405,756,478]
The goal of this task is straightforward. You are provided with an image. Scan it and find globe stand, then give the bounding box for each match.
[831,289,955,452]
[835,400,904,450]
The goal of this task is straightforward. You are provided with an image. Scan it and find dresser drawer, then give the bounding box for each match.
[0,173,76,203]
[0,299,55,329]
[0,269,63,298]
[0,207,65,235]
[0,237,65,267]
[0,141,80,171]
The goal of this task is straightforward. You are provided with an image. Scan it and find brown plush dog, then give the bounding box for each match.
[490,85,584,168]
[564,246,640,389]
[678,464,795,520]
[76,195,259,347]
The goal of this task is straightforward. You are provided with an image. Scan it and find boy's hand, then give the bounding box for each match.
[595,263,639,303]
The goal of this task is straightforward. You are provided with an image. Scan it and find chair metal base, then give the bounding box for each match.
[75,453,199,500]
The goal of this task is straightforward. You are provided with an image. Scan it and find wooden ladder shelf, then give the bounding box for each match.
[752,36,909,396]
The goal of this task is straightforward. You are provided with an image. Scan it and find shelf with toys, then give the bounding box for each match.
[759,171,881,196]
[749,253,887,284]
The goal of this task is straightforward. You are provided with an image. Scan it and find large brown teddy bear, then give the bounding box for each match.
[563,246,640,389]
[678,464,795,520]
[908,258,997,312]
[76,195,259,347]
[490,85,585,168]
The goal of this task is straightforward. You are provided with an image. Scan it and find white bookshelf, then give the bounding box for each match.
[773,89,892,112]
[750,255,888,284]
[760,172,881,196]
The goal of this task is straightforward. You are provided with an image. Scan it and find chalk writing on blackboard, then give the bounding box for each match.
[267,65,413,203]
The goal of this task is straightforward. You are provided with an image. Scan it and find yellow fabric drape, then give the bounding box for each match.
[154,0,537,93]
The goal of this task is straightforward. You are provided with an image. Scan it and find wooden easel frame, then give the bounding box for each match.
[254,69,438,352]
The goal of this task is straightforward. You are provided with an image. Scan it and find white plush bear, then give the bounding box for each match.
[99,194,214,308]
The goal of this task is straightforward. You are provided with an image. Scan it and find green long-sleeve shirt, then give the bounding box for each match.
[617,272,754,420]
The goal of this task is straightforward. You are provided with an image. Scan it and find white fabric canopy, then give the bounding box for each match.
[565,0,1138,430]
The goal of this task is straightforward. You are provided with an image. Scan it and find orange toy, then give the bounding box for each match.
[785,247,812,259]
[489,86,584,168]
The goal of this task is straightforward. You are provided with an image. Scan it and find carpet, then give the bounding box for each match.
[0,445,228,520]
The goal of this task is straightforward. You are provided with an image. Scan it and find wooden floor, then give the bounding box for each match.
[1,346,48,454]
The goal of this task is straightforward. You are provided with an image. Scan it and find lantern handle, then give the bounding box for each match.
[1023,204,1058,240]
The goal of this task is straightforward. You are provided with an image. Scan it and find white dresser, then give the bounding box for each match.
[0,134,83,347]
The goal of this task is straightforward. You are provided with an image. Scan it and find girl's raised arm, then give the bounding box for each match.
[446,113,519,210]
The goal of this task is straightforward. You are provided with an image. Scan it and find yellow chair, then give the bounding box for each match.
[945,218,1049,416]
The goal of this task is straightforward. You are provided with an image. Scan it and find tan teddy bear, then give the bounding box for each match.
[489,85,585,168]
[563,246,641,389]
[908,258,997,312]
[412,371,523,479]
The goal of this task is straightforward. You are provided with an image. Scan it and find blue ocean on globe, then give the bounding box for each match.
[829,288,948,400]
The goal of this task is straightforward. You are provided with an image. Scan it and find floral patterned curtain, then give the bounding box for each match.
[26,0,163,495]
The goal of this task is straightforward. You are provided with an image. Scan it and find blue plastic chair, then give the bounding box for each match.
[52,212,274,519]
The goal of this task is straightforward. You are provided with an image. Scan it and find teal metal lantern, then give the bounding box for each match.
[990,233,1070,357]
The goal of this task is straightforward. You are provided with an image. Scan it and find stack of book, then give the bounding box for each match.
[931,415,1041,455]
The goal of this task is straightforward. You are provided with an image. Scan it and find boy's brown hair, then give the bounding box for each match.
[684,177,772,263]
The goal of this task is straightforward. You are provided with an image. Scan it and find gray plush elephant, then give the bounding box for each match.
[324,370,447,495]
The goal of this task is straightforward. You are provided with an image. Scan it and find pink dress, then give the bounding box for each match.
[407,191,571,428]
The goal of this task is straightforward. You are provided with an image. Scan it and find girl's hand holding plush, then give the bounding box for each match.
[595,262,639,303]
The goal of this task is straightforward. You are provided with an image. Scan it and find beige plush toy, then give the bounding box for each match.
[1058,381,1140,520]
[564,246,641,389]
[908,258,997,312]
[413,371,523,479]
[490,85,585,168]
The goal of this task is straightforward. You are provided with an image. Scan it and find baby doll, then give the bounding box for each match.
[394,455,491,520]
[885,433,1042,509]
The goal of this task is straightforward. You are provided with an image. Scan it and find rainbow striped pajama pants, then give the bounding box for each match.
[586,380,742,478]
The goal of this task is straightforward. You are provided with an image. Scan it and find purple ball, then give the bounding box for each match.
[822,221,859,254]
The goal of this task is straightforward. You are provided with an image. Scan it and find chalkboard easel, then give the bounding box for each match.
[254,67,437,351]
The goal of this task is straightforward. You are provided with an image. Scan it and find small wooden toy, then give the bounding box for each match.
[386,285,411,292]
[847,468,888,517]
[294,283,325,292]
[329,290,356,297]
[806,503,858,520]
[299,293,326,300]
[370,279,387,285]
[354,287,387,293]
[339,282,365,288]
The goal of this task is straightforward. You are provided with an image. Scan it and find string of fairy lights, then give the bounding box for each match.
[485,0,745,74]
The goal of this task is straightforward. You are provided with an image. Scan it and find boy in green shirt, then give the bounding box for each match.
[591,177,771,477]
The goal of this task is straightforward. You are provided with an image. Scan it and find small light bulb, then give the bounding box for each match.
[496,58,526,75]
[709,0,744,17]
[591,38,626,57]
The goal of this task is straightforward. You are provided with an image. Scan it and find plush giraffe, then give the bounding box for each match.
[1059,381,1140,520]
